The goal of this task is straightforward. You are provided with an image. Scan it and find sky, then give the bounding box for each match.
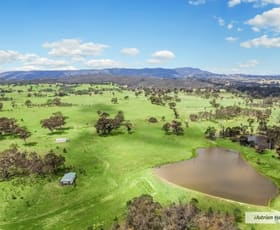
[0,0,280,75]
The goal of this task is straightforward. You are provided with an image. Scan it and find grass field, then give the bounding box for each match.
[0,83,279,230]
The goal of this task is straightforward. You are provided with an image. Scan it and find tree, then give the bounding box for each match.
[11,100,16,108]
[173,108,179,119]
[40,112,67,132]
[163,121,184,135]
[257,118,268,133]
[43,151,65,174]
[210,99,219,108]
[168,102,176,109]
[162,122,171,134]
[0,148,65,179]
[205,127,216,140]
[276,145,280,158]
[114,111,124,124]
[171,120,184,135]
[247,118,254,127]
[111,97,118,104]
[148,117,158,123]
[95,117,116,135]
[117,195,238,230]
[14,126,31,144]
[0,102,3,111]
[0,117,18,135]
[189,114,198,122]
[95,111,132,136]
[24,99,32,108]
[46,97,62,106]
[123,121,133,134]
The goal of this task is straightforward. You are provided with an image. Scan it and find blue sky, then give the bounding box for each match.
[0,0,280,74]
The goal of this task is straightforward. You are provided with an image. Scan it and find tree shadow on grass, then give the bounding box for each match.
[47,127,72,135]
[58,127,72,131]
[0,134,13,140]
[79,103,117,115]
[24,142,38,147]
[48,130,66,135]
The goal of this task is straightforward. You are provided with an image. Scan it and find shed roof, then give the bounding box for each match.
[56,138,68,143]
[248,135,268,147]
[60,172,76,183]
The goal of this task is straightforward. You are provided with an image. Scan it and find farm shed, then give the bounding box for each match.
[55,138,69,143]
[60,172,76,185]
[247,135,273,149]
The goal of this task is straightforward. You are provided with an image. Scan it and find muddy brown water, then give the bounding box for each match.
[154,147,278,205]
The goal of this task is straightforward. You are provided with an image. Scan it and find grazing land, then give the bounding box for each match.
[0,83,280,230]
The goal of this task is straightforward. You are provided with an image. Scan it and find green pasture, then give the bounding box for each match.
[0,84,279,230]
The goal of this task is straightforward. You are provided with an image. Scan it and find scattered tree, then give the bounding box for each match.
[14,126,31,144]
[0,148,65,179]
[162,120,184,135]
[24,99,32,108]
[40,112,67,132]
[205,126,216,140]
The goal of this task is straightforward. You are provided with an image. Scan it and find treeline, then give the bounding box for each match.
[0,148,65,180]
[24,97,73,108]
[189,106,271,122]
[235,85,280,98]
[111,195,238,230]
[0,117,31,143]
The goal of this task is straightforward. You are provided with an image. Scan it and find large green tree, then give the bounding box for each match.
[40,112,67,132]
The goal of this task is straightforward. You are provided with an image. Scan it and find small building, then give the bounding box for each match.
[248,135,274,153]
[247,135,273,149]
[60,172,76,185]
[55,138,69,143]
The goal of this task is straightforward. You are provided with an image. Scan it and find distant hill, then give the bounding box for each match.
[0,68,279,85]
[0,67,218,81]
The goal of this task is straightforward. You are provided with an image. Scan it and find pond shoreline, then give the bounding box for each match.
[153,147,279,206]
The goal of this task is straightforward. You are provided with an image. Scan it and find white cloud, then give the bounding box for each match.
[214,17,225,26]
[225,36,239,42]
[218,18,225,26]
[21,55,76,70]
[228,0,241,7]
[152,50,175,60]
[228,0,280,7]
[227,23,234,30]
[246,8,280,32]
[86,59,123,68]
[0,50,46,64]
[27,56,68,67]
[18,64,77,71]
[0,49,76,70]
[252,26,261,32]
[71,56,86,62]
[240,35,280,48]
[188,0,206,5]
[148,50,175,64]
[43,38,109,57]
[214,16,225,26]
[0,50,22,64]
[121,48,140,56]
[239,59,259,68]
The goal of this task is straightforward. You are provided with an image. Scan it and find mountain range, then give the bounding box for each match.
[0,67,279,82]
[0,67,218,81]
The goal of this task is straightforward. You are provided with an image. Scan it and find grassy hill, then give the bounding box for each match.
[0,83,279,230]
